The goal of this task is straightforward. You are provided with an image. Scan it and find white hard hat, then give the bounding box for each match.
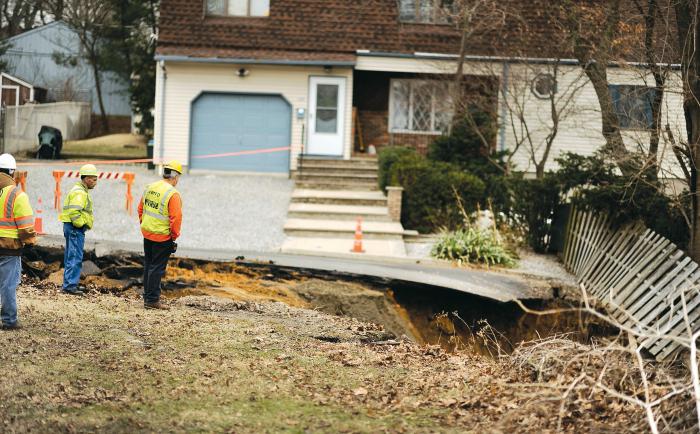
[0,154,16,170]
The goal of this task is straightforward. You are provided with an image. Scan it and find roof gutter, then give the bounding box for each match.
[154,54,356,67]
[357,50,682,69]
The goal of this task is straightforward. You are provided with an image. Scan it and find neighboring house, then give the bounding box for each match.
[2,21,132,118]
[154,0,686,175]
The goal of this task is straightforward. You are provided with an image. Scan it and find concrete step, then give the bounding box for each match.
[300,157,378,169]
[296,163,378,175]
[291,189,387,206]
[284,218,405,240]
[287,203,391,221]
[281,236,406,257]
[295,181,380,191]
[296,172,379,182]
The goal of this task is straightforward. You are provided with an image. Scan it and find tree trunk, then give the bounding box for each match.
[91,55,109,134]
[676,0,700,261]
[582,61,635,175]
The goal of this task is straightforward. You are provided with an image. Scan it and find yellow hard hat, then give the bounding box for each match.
[164,160,182,174]
[79,164,98,177]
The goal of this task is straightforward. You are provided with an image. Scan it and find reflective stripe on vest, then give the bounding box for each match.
[141,181,177,235]
[0,186,19,235]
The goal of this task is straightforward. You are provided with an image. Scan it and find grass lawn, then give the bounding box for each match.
[0,283,650,433]
[62,134,148,159]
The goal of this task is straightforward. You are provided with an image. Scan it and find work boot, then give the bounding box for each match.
[1,322,21,330]
[63,287,84,296]
[144,301,170,311]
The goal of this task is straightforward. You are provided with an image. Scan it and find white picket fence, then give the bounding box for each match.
[562,207,700,361]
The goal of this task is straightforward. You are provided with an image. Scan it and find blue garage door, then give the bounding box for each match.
[190,93,291,173]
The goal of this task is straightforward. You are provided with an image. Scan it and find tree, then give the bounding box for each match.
[0,0,44,37]
[103,0,158,136]
[58,0,114,134]
[672,0,700,260]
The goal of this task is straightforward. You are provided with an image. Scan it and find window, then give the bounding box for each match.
[390,79,454,134]
[531,73,557,99]
[206,0,270,17]
[398,0,454,24]
[609,85,656,130]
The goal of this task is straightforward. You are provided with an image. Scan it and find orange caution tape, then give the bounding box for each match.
[17,146,293,167]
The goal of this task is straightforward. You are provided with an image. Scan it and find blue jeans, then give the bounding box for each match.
[0,256,21,326]
[63,222,85,290]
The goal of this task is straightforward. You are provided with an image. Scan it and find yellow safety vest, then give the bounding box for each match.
[141,180,178,236]
[59,182,94,229]
[0,185,34,239]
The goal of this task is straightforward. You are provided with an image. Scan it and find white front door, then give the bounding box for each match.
[307,76,346,156]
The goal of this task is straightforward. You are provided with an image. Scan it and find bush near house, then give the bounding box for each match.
[387,152,485,233]
[554,152,690,248]
[381,114,690,255]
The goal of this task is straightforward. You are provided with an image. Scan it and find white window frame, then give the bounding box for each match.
[398,0,452,24]
[205,0,270,17]
[389,79,453,135]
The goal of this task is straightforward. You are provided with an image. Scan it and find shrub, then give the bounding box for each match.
[554,152,690,248]
[432,227,516,267]
[428,115,512,215]
[377,146,417,191]
[511,175,563,253]
[389,156,486,233]
[428,111,499,175]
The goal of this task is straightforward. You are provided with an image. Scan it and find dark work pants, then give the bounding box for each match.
[143,238,173,304]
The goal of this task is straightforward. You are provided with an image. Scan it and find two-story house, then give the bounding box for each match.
[155,0,687,176]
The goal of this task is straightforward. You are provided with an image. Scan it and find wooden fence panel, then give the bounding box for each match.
[562,207,700,361]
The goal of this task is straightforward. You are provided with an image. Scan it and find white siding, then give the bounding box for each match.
[154,62,354,171]
[501,64,687,178]
[357,55,688,178]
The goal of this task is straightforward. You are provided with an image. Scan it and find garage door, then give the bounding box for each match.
[190,93,291,173]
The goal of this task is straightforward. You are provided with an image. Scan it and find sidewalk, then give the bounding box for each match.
[38,235,556,303]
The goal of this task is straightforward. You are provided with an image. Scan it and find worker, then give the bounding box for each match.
[59,164,98,295]
[138,160,183,310]
[0,153,36,329]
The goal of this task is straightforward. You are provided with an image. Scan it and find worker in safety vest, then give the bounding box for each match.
[0,153,36,329]
[138,160,183,310]
[59,164,98,295]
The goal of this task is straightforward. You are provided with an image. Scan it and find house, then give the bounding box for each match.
[2,21,133,131]
[154,0,687,176]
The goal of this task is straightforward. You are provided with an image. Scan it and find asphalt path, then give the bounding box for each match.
[37,235,544,303]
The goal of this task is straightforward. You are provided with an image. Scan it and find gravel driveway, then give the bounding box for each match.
[20,163,294,252]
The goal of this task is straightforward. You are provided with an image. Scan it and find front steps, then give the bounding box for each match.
[282,157,407,257]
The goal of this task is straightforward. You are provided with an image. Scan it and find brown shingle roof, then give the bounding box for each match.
[157,0,568,61]
[157,1,670,63]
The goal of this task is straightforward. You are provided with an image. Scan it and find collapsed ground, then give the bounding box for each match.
[2,250,696,432]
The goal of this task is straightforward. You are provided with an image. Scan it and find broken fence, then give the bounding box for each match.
[562,207,700,361]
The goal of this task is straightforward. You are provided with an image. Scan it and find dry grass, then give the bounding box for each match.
[1,281,691,433]
[62,134,147,158]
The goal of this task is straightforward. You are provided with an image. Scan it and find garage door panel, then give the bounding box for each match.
[191,93,291,173]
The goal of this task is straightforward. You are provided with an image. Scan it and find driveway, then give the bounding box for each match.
[22,163,294,252]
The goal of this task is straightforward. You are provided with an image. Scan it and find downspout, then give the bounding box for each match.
[158,60,167,167]
[498,61,509,152]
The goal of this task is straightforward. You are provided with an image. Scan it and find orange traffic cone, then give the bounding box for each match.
[34,197,44,236]
[351,217,365,253]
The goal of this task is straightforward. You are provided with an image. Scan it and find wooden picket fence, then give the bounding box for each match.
[562,207,700,361]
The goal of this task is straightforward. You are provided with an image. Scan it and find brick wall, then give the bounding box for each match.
[357,109,437,155]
